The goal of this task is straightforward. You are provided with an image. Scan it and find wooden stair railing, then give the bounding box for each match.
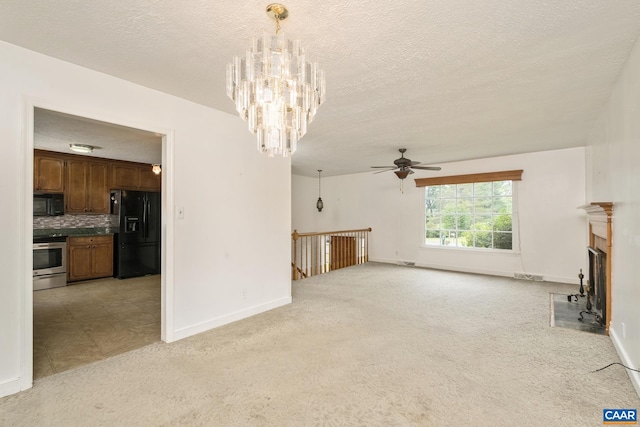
[292,227,372,280]
[291,262,308,279]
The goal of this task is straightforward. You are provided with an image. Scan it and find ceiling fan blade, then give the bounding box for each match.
[371,166,397,169]
[411,166,442,171]
[408,161,421,166]
[373,168,396,174]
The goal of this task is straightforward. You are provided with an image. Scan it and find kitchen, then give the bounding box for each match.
[32,108,163,378]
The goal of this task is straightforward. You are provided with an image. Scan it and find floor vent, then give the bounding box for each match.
[398,261,416,266]
[514,272,544,281]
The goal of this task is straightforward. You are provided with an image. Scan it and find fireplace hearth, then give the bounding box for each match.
[551,293,606,335]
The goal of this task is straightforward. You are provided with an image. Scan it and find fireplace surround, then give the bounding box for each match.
[579,202,613,334]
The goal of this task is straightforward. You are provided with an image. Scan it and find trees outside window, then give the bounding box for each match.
[425,180,513,250]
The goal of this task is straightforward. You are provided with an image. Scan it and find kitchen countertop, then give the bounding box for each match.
[33,227,117,238]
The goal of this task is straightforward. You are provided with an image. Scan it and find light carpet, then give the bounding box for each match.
[1,262,638,426]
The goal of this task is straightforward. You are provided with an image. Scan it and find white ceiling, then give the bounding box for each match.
[2,1,640,177]
[34,109,163,164]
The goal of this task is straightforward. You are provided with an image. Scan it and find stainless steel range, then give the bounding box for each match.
[33,236,67,291]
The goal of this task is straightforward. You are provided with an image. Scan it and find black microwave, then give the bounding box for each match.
[33,193,64,216]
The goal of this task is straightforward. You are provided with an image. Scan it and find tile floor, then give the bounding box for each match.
[33,275,161,380]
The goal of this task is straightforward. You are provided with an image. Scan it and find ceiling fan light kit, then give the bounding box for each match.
[394,169,411,180]
[226,4,326,158]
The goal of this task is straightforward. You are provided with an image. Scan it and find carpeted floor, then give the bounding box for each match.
[1,262,638,426]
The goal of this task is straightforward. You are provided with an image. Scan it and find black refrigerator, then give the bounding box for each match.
[111,190,161,279]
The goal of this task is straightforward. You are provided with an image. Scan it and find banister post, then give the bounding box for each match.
[292,230,298,280]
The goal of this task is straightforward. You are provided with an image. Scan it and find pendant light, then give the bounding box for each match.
[316,169,324,212]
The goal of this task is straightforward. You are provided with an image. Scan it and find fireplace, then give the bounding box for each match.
[579,202,613,334]
[581,247,606,327]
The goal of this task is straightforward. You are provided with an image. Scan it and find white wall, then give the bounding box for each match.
[293,147,587,283]
[586,33,640,396]
[0,41,291,397]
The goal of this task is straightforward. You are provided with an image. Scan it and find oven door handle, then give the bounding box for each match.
[33,242,67,250]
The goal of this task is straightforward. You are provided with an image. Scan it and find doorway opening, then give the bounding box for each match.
[27,106,172,380]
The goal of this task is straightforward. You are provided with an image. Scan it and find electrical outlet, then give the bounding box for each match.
[241,288,247,300]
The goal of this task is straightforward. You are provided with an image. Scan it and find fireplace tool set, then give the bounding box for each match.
[566,269,604,326]
[567,269,585,302]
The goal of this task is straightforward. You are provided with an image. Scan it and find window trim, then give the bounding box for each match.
[418,241,522,255]
[414,169,523,187]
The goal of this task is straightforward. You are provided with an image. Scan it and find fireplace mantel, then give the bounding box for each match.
[579,202,613,246]
[580,202,613,216]
[579,202,613,333]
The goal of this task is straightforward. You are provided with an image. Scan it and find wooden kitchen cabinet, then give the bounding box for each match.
[112,161,161,191]
[87,162,110,213]
[111,163,140,189]
[34,150,160,210]
[34,151,65,193]
[67,235,114,282]
[65,159,110,214]
[139,167,161,190]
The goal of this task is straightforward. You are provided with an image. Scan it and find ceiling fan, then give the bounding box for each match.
[371,148,442,180]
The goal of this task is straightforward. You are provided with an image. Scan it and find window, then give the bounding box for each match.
[424,180,514,250]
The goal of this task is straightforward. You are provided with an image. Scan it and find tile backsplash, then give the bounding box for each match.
[34,214,119,230]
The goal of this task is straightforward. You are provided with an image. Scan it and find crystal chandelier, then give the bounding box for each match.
[226,4,326,157]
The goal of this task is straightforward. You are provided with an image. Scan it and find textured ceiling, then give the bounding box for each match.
[34,109,163,164]
[2,1,640,177]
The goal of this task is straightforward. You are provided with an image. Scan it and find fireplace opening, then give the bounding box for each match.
[580,247,607,327]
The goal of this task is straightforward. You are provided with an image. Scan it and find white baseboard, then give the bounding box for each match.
[172,296,292,341]
[369,258,576,284]
[609,326,640,398]
[370,258,515,279]
[543,275,580,285]
[0,377,31,399]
